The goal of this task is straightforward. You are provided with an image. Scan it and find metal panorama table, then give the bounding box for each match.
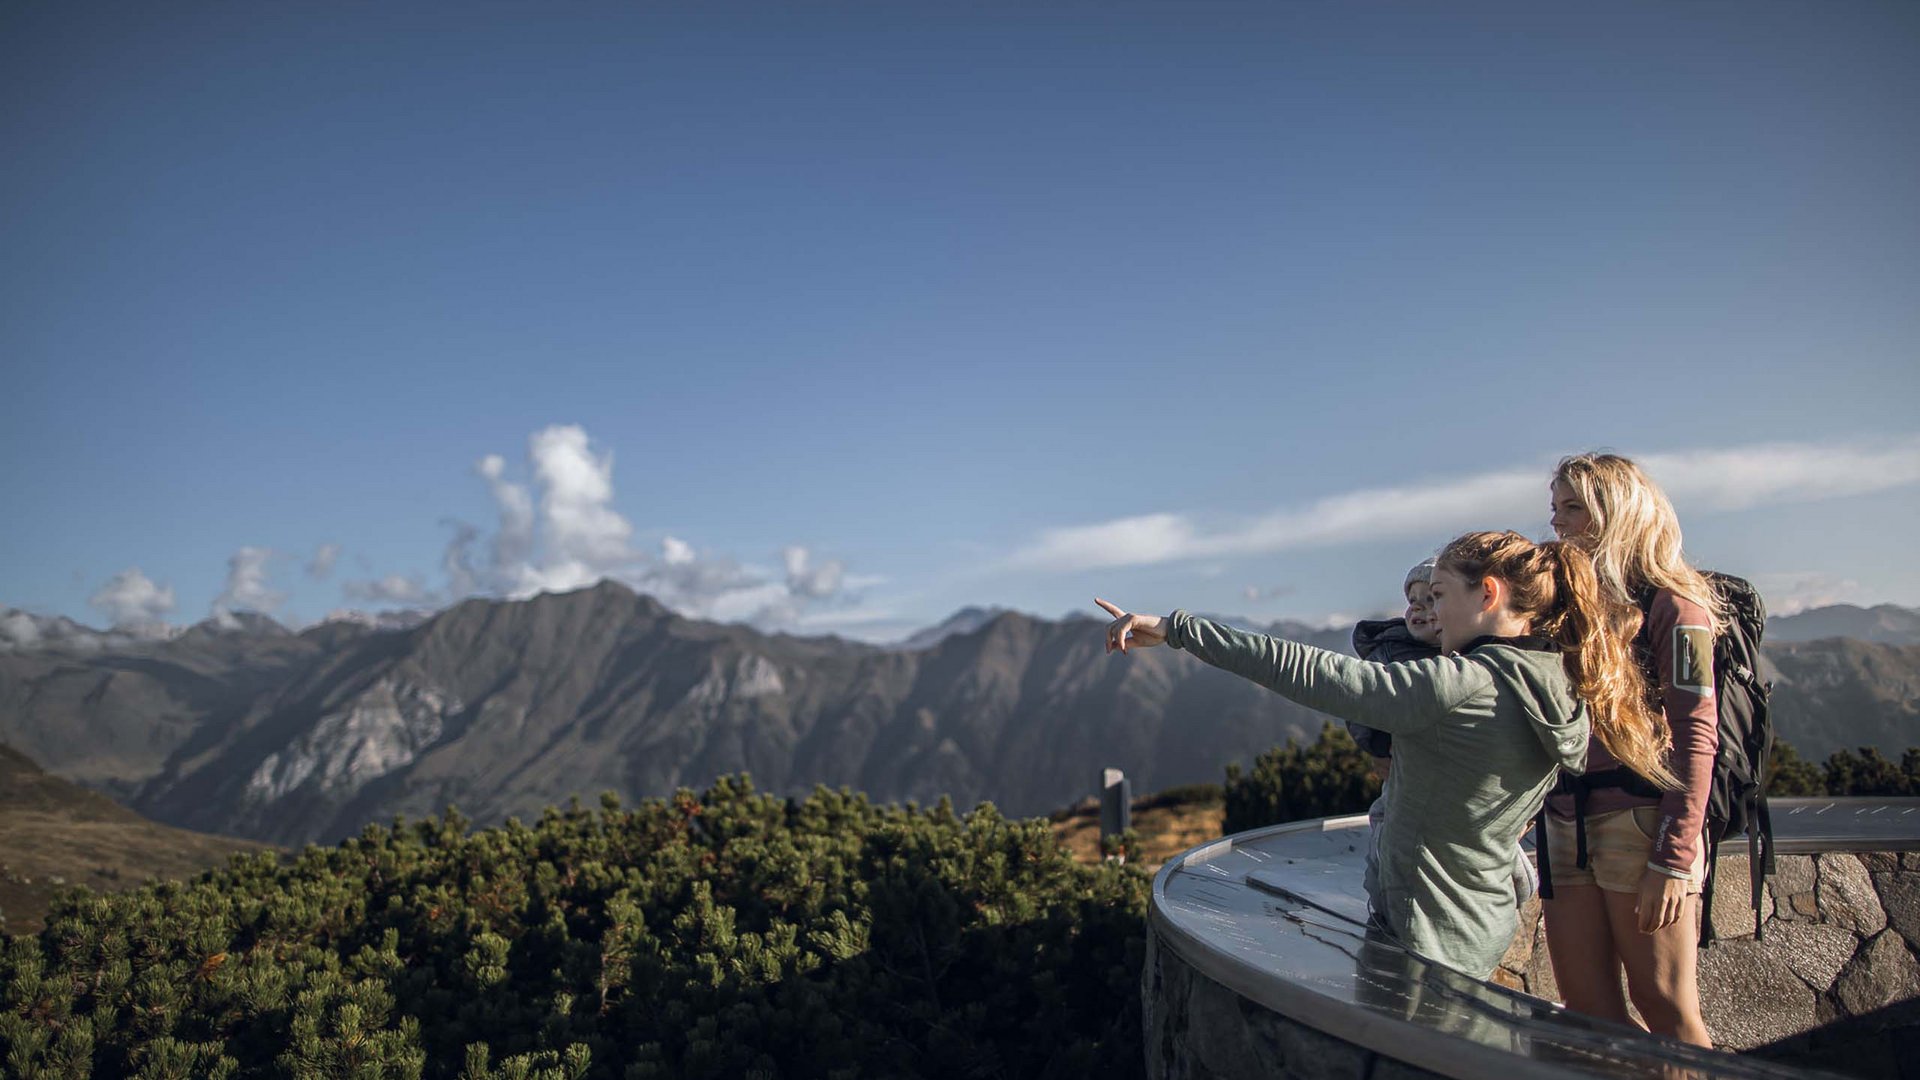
[1149,797,1920,1080]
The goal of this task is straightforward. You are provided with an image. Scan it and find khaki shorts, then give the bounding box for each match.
[1544,806,1705,895]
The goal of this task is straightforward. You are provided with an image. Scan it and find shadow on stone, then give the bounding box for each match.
[1749,996,1920,1080]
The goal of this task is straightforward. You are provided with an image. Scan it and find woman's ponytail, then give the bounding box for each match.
[1438,531,1678,790]
[1538,540,1679,790]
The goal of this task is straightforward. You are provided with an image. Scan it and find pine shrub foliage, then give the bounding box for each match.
[1220,726,1920,837]
[1221,724,1380,835]
[0,778,1148,1080]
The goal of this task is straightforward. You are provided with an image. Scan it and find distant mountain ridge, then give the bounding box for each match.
[894,606,1013,651]
[1766,603,1920,646]
[1,608,175,654]
[1,586,1914,847]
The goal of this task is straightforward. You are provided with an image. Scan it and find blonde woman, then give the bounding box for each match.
[1543,452,1719,1046]
[1095,530,1651,980]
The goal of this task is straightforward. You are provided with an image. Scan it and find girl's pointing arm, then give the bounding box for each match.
[1164,610,1484,734]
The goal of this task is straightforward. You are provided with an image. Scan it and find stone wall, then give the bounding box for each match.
[1142,920,1448,1080]
[1488,852,1920,1075]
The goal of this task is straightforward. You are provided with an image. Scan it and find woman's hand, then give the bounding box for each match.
[1095,598,1169,654]
[1636,867,1690,933]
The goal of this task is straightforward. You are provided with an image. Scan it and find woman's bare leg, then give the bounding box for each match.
[1599,888,1711,1047]
[1543,886,1636,1026]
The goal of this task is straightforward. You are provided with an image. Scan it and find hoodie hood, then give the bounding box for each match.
[1467,643,1590,772]
[1351,618,1440,664]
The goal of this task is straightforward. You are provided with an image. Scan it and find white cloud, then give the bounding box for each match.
[1302,611,1371,631]
[476,453,535,581]
[527,425,634,571]
[89,567,177,628]
[706,581,799,625]
[212,546,285,616]
[1750,572,1870,616]
[1004,436,1920,572]
[307,543,341,580]
[0,611,42,649]
[1006,512,1200,572]
[797,605,905,629]
[661,536,695,565]
[342,574,433,605]
[784,545,845,599]
[440,520,481,599]
[1637,437,1920,511]
[792,606,930,644]
[407,424,860,631]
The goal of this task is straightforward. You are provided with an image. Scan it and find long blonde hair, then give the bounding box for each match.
[1438,530,1679,789]
[1553,452,1723,634]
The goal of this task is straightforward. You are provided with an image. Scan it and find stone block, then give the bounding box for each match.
[1818,854,1888,936]
[1697,935,1820,1050]
[1242,1003,1371,1080]
[1523,919,1559,1004]
[1872,870,1920,947]
[1187,963,1256,1078]
[1497,896,1540,974]
[1834,930,1920,1018]
[1142,928,1182,1080]
[1369,1057,1448,1080]
[1773,854,1816,899]
[1764,921,1860,992]
[1758,1026,1900,1080]
[1706,854,1768,940]
[1772,855,1818,923]
[1861,851,1900,874]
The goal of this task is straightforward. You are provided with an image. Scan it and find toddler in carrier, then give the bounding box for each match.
[1347,557,1443,772]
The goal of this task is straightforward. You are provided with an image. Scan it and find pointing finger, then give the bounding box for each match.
[1094,598,1125,618]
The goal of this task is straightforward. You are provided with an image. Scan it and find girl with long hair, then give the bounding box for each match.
[1095,529,1652,979]
[1542,451,1720,1046]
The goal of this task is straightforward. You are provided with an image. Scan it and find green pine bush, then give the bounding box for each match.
[0,777,1149,1080]
[1221,723,1380,835]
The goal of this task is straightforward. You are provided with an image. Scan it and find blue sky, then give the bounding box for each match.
[3,1,1917,642]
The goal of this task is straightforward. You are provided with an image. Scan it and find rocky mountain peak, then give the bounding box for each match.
[896,605,1015,651]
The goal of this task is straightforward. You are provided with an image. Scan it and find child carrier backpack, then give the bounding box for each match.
[1532,571,1775,945]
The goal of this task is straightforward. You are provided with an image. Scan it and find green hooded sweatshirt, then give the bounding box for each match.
[1167,610,1590,977]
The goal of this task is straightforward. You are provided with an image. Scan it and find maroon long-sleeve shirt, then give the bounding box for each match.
[1545,589,1718,876]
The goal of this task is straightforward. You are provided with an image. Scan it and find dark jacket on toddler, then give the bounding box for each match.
[1346,618,1442,757]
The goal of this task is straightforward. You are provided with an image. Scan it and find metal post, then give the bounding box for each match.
[1100,767,1131,840]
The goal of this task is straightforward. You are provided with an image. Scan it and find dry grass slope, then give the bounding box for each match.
[1050,785,1226,874]
[0,744,278,936]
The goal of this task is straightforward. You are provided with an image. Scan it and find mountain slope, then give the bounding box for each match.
[127,591,1361,845]
[0,743,274,935]
[3,584,1915,848]
[1764,640,1920,761]
[0,613,337,799]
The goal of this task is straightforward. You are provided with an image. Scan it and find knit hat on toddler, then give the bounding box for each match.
[1404,557,1437,596]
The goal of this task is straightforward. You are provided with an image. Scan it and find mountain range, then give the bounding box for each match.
[2,588,1914,847]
